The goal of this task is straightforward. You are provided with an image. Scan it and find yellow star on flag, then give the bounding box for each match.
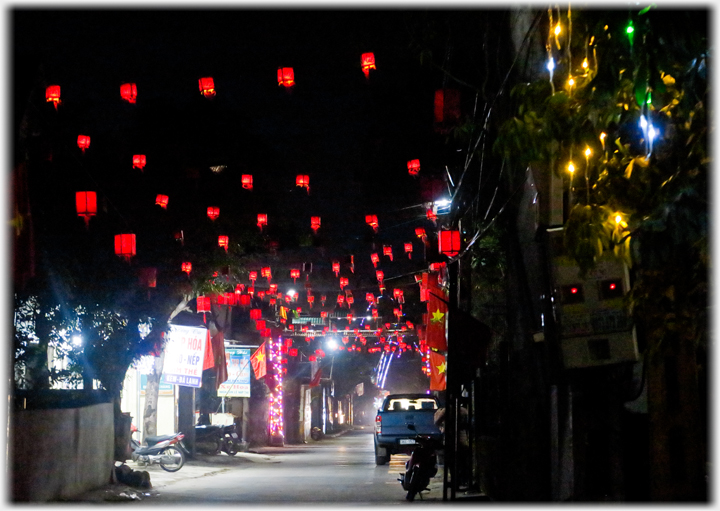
[431,309,445,324]
[255,351,265,362]
[436,361,446,374]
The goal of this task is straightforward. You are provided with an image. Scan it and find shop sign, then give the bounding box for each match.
[217,348,252,397]
[162,325,207,388]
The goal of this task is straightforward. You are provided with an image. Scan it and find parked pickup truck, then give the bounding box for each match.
[374,393,442,465]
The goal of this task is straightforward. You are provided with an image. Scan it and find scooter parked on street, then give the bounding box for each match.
[398,424,440,501]
[194,423,240,456]
[130,424,188,472]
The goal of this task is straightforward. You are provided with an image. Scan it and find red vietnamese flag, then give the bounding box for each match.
[309,357,322,387]
[202,329,214,370]
[250,342,267,380]
[425,273,448,351]
[429,351,447,391]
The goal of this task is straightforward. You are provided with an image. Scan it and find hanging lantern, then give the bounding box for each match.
[339,277,349,290]
[347,295,354,305]
[407,159,421,176]
[376,270,384,283]
[269,283,278,294]
[114,234,136,262]
[289,348,298,357]
[261,266,272,282]
[197,296,211,314]
[257,213,268,231]
[307,295,315,307]
[120,83,138,104]
[439,230,461,257]
[249,271,258,283]
[296,175,310,193]
[207,207,220,221]
[182,262,192,274]
[426,208,438,224]
[394,289,405,303]
[383,245,393,261]
[255,320,266,331]
[241,174,254,190]
[77,135,91,152]
[415,227,427,239]
[429,261,447,272]
[337,294,345,306]
[277,67,295,87]
[366,293,375,303]
[349,255,355,273]
[361,52,376,78]
[235,284,245,294]
[332,261,340,277]
[311,216,321,233]
[155,194,169,209]
[321,295,327,306]
[198,77,216,97]
[290,269,301,283]
[321,311,328,319]
[404,242,413,259]
[365,214,379,232]
[75,191,97,227]
[370,253,379,268]
[372,309,378,318]
[257,291,266,299]
[250,309,262,320]
[238,294,251,306]
[218,235,229,251]
[269,297,277,306]
[46,85,61,109]
[132,155,146,171]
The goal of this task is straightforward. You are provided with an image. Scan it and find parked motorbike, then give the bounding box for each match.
[130,424,188,472]
[194,423,240,456]
[398,424,439,501]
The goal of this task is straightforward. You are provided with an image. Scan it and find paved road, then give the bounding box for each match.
[139,427,444,504]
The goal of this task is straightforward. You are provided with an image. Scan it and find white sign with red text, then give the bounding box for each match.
[162,325,207,388]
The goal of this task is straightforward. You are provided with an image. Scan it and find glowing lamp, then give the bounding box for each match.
[46,85,61,109]
[277,67,295,87]
[269,283,278,294]
[337,295,345,305]
[383,245,393,261]
[332,261,340,277]
[257,214,268,231]
[218,235,229,251]
[407,159,421,176]
[77,135,91,152]
[248,286,255,296]
[199,77,216,97]
[155,194,168,209]
[290,269,301,282]
[340,277,349,290]
[120,83,137,103]
[311,216,321,232]
[207,207,220,221]
[415,227,427,239]
[197,296,211,314]
[241,175,253,190]
[296,175,310,191]
[261,267,272,280]
[75,191,97,227]
[249,271,258,283]
[361,52,376,78]
[132,155,146,171]
[114,234,136,262]
[371,253,380,268]
[366,293,375,303]
[376,270,384,282]
[365,215,379,232]
[182,262,192,274]
[404,242,413,259]
[439,230,461,256]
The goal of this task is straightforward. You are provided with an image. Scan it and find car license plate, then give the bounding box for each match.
[399,439,416,445]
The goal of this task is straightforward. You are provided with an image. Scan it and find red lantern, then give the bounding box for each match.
[332,261,340,277]
[311,216,321,232]
[182,262,192,274]
[75,191,97,227]
[429,261,447,272]
[339,277,349,290]
[376,270,384,283]
[155,194,168,209]
[261,266,272,281]
[290,269,300,282]
[257,214,267,231]
[250,309,262,320]
[307,295,315,306]
[383,245,393,261]
[120,83,137,104]
[347,295,354,305]
[407,159,421,176]
[218,235,229,251]
[426,208,438,223]
[235,284,245,294]
[132,155,146,171]
[207,207,220,221]
[255,320,266,330]
[114,234,136,262]
[197,296,211,313]
[404,242,413,259]
[337,294,345,305]
[77,135,90,152]
[289,348,298,357]
[309,355,317,362]
[361,52,376,78]
[241,174,253,190]
[238,294,251,306]
[372,309,378,318]
[439,230,461,257]
[269,297,276,306]
[434,89,461,128]
[365,214,379,232]
[277,67,295,87]
[199,77,216,97]
[415,227,427,239]
[296,175,310,192]
[321,311,328,319]
[257,291,266,299]
[269,283,278,294]
[370,253,379,268]
[366,293,375,303]
[249,271,258,283]
[46,85,61,109]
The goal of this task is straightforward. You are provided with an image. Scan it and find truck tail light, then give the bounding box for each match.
[375,414,382,434]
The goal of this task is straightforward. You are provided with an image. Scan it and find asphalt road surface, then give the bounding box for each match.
[145,427,444,504]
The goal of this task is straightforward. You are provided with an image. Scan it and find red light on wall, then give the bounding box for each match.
[199,77,216,97]
[75,191,97,227]
[439,230,461,257]
[311,216,321,232]
[404,242,413,259]
[120,83,137,104]
[241,174,253,190]
[277,67,295,87]
[571,287,578,294]
[383,245,393,261]
[290,269,301,282]
[257,214,268,231]
[182,262,192,274]
[207,207,220,221]
[365,215,379,232]
[114,234,136,262]
[361,52,376,78]
[197,296,211,313]
[77,135,90,152]
[46,85,61,109]
[407,159,420,176]
[609,283,616,290]
[132,155,147,171]
[155,194,168,209]
[218,235,229,251]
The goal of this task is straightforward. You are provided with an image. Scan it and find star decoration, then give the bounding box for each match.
[255,351,265,362]
[436,361,446,374]
[431,309,445,324]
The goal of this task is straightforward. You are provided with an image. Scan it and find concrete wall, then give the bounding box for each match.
[11,402,114,501]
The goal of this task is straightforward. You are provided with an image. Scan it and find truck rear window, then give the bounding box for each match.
[385,398,437,411]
